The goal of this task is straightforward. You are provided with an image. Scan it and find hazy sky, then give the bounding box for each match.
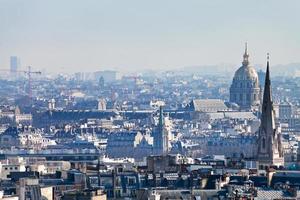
[0,0,299,73]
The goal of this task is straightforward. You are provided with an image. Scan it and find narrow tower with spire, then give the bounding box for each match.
[153,106,169,155]
[257,54,284,168]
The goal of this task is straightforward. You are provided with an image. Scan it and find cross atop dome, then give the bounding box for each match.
[242,42,250,66]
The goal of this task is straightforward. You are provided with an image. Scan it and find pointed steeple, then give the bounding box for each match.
[266,53,270,85]
[245,42,248,55]
[257,53,283,168]
[158,106,164,128]
[262,53,273,118]
[242,42,250,66]
[153,106,168,155]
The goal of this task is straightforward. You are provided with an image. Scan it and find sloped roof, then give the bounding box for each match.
[207,111,256,120]
[2,127,20,137]
[187,99,227,112]
[256,189,300,199]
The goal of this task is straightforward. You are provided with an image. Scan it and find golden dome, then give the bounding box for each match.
[233,43,259,84]
[234,65,259,82]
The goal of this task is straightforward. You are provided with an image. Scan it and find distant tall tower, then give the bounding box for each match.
[98,76,105,88]
[153,106,168,155]
[257,55,284,168]
[10,56,20,73]
[230,43,260,110]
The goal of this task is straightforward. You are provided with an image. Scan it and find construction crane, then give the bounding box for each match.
[23,66,42,100]
[0,66,41,100]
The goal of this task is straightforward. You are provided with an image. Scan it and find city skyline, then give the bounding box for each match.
[0,0,300,73]
[1,1,300,199]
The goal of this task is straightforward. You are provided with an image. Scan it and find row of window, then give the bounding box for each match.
[231,93,258,102]
[4,166,18,170]
[233,81,257,88]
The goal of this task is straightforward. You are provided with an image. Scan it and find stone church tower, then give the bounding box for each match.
[153,106,169,155]
[257,55,284,168]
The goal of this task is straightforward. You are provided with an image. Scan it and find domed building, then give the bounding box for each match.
[230,44,261,110]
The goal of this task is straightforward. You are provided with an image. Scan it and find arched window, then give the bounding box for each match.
[262,138,266,149]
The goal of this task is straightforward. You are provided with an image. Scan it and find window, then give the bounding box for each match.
[259,165,264,170]
[128,178,135,186]
[262,138,266,149]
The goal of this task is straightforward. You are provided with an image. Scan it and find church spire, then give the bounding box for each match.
[242,42,250,66]
[257,53,284,168]
[159,106,164,128]
[153,106,168,155]
[262,53,272,109]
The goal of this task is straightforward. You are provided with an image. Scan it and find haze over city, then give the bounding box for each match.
[1,0,300,73]
[2,1,300,199]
